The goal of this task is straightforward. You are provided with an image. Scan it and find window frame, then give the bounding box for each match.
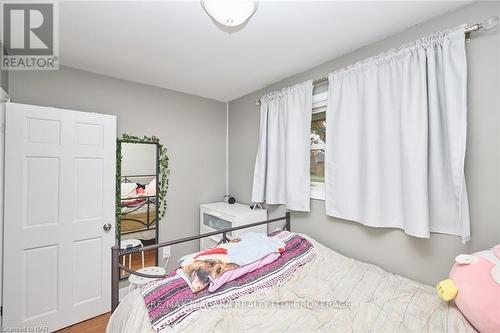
[310,91,328,201]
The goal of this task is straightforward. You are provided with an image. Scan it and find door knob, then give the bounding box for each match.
[103,223,112,232]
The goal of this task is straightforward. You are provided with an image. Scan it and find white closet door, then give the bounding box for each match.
[3,103,116,331]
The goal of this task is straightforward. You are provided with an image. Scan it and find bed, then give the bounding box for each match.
[107,215,474,333]
[121,199,157,241]
[120,176,157,241]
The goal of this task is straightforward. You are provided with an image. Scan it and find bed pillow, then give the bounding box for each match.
[120,183,137,198]
[145,178,156,195]
[177,232,285,293]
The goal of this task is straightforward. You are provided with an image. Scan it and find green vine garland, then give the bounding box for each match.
[116,134,170,238]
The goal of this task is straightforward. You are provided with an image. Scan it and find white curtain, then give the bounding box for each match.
[252,80,313,211]
[325,25,470,241]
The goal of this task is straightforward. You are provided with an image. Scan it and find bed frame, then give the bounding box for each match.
[111,212,291,312]
[120,174,157,237]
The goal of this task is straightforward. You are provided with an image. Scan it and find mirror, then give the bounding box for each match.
[117,138,161,279]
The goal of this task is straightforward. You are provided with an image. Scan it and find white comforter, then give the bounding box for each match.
[107,235,474,333]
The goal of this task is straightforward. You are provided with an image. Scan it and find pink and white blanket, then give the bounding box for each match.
[141,232,317,332]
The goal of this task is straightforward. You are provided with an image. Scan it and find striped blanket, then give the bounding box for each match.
[141,232,318,332]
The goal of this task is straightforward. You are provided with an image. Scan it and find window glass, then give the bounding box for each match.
[311,109,326,145]
[310,108,326,185]
[310,148,325,183]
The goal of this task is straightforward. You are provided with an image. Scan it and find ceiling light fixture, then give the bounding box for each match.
[201,0,258,27]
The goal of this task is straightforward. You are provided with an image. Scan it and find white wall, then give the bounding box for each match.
[228,2,500,285]
[0,56,6,322]
[0,104,4,324]
[121,142,157,179]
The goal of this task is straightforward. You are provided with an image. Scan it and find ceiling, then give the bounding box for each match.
[59,1,470,102]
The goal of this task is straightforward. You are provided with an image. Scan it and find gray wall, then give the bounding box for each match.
[0,71,7,95]
[228,1,500,285]
[121,142,157,178]
[8,66,227,269]
[0,43,8,94]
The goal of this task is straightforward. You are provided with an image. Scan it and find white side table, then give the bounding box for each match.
[199,202,267,250]
[120,239,144,271]
[128,266,166,292]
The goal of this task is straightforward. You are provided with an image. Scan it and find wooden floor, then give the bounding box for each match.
[56,313,110,333]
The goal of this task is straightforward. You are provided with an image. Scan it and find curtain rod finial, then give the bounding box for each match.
[481,16,499,31]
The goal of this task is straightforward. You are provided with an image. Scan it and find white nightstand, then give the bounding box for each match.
[199,202,267,250]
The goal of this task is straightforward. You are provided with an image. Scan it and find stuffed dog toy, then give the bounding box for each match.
[179,239,241,292]
[178,233,285,293]
[181,258,239,292]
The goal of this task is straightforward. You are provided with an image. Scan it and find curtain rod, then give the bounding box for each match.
[255,16,499,106]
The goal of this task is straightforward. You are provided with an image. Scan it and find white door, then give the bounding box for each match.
[3,103,116,331]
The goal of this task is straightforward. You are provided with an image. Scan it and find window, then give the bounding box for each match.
[310,92,327,200]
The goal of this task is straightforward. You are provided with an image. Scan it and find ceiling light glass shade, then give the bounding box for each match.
[201,0,258,27]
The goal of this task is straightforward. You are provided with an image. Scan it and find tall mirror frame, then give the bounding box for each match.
[116,134,168,280]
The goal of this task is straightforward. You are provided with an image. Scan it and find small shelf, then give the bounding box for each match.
[199,202,267,250]
[203,213,232,235]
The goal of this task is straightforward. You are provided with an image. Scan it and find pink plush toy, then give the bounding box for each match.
[437,245,500,333]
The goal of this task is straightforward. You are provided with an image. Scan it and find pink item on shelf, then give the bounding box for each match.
[208,252,280,292]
